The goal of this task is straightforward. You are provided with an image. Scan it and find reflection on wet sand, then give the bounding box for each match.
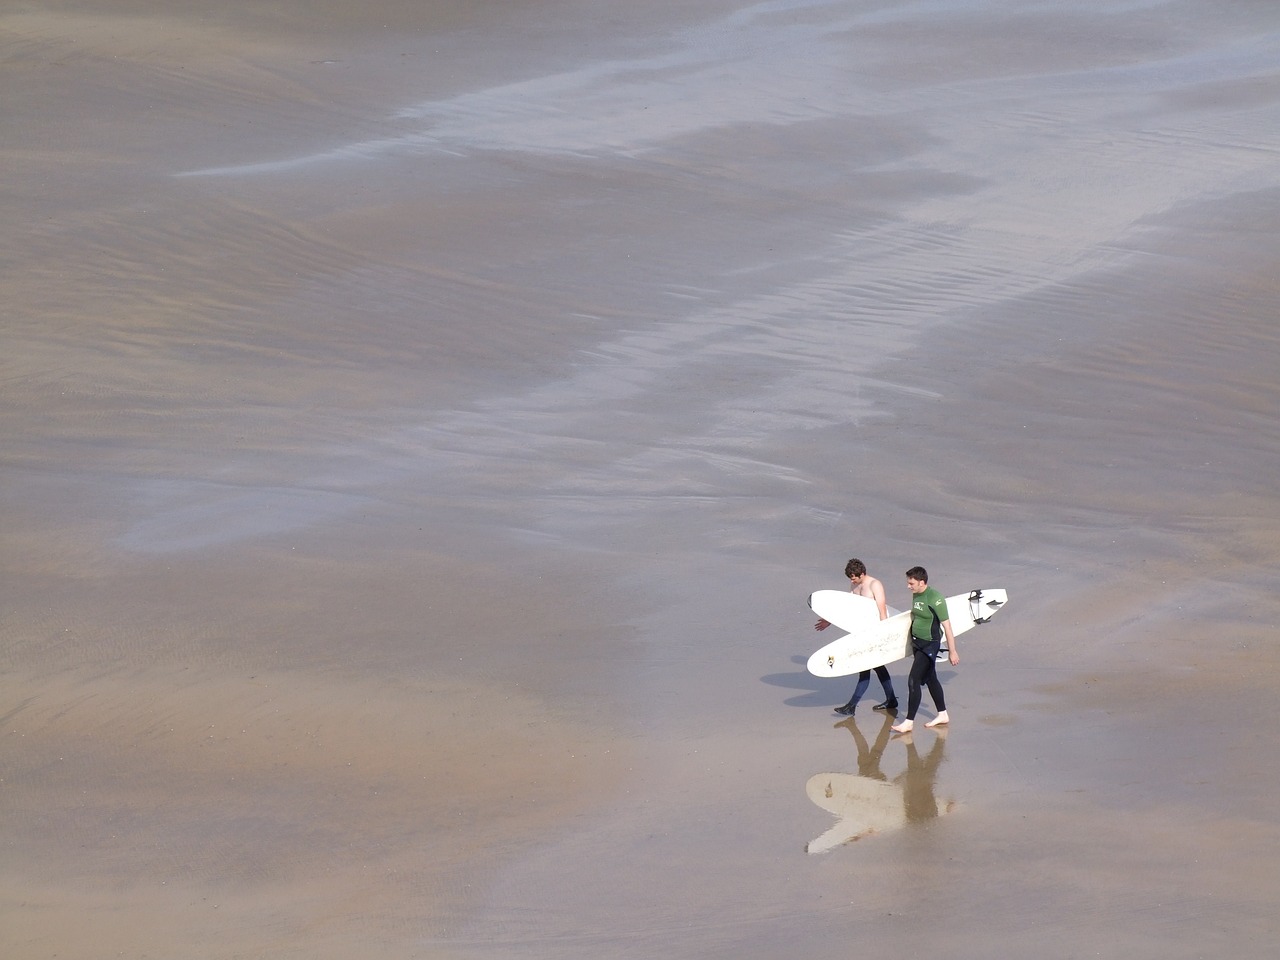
[806,714,954,854]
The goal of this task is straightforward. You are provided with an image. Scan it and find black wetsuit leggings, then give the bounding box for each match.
[905,641,946,721]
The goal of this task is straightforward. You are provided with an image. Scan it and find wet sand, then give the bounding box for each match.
[4,1,1280,957]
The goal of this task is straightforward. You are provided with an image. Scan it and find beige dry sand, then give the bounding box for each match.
[5,2,1280,959]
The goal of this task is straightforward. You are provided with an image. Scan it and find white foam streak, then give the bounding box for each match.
[178,2,867,176]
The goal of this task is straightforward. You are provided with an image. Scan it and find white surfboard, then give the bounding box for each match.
[810,590,904,629]
[807,588,1008,678]
[808,590,882,632]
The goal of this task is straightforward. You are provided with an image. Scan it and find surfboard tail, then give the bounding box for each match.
[968,588,1008,624]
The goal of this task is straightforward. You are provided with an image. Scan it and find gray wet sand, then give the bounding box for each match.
[4,2,1280,958]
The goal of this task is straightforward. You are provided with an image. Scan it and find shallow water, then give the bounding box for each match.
[4,1,1280,957]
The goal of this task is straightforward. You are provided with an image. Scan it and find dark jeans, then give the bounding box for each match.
[850,664,895,705]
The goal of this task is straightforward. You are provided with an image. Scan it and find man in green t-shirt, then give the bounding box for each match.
[891,566,958,734]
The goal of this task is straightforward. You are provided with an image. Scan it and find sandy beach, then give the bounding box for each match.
[4,1,1280,957]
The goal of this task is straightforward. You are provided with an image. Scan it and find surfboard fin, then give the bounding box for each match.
[968,589,1004,624]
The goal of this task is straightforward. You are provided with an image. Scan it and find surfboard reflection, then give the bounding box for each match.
[805,715,954,854]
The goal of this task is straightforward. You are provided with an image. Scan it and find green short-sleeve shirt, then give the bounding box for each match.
[910,586,949,642]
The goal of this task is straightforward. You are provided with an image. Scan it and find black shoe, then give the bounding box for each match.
[834,702,857,716]
[872,698,898,711]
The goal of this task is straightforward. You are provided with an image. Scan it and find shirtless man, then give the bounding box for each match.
[815,558,898,715]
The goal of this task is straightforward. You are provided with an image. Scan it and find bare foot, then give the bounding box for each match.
[925,710,949,728]
[891,719,914,734]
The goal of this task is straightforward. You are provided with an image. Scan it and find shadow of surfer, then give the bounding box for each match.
[805,715,954,853]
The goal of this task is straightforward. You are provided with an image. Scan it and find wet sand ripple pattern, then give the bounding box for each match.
[5,2,1280,959]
